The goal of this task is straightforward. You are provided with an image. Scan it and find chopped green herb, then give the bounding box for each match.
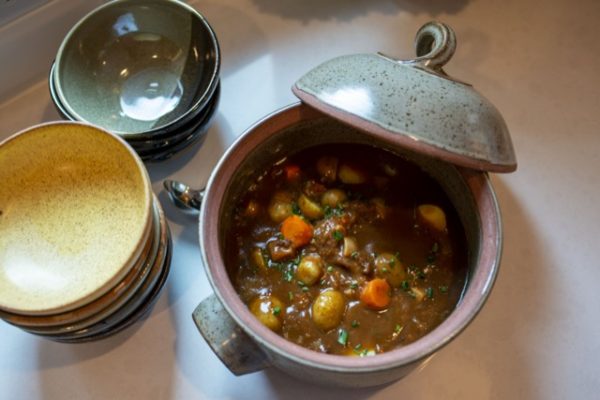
[288,291,293,301]
[351,251,359,259]
[351,320,360,328]
[320,279,326,286]
[439,285,448,293]
[354,343,362,351]
[327,265,334,273]
[382,267,388,273]
[337,329,348,346]
[297,280,305,287]
[417,271,426,280]
[394,252,401,260]
[292,255,301,265]
[269,261,281,270]
[332,230,344,241]
[389,259,396,268]
[401,280,410,290]
[302,286,309,292]
[323,205,333,218]
[277,233,284,240]
[426,287,434,298]
[291,203,302,215]
[272,306,281,315]
[283,269,294,282]
[394,324,404,334]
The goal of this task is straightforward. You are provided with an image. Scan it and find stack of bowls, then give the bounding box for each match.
[0,122,172,343]
[48,0,221,162]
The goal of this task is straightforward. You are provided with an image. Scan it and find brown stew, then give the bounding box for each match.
[225,144,467,356]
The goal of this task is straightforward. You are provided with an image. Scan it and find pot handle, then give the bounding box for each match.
[192,294,272,375]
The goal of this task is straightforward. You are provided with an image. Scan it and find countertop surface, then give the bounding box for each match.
[1,0,598,398]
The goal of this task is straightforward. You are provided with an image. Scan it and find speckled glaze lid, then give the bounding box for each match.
[292,21,517,173]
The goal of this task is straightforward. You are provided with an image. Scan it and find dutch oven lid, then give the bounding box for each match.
[292,21,517,173]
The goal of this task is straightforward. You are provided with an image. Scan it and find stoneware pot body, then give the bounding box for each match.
[195,103,502,387]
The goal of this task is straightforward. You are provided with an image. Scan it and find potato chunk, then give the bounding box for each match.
[321,189,347,208]
[342,237,358,257]
[374,253,406,288]
[312,290,345,331]
[298,194,324,219]
[250,247,268,274]
[338,163,367,184]
[268,191,293,222]
[296,254,324,286]
[417,204,447,232]
[249,295,284,331]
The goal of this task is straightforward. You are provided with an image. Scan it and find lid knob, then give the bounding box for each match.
[413,21,456,72]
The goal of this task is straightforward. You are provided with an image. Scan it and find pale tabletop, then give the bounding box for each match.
[0,0,598,398]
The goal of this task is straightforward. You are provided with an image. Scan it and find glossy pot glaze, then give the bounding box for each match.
[194,103,502,387]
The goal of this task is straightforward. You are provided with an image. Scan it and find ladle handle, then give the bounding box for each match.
[193,294,271,375]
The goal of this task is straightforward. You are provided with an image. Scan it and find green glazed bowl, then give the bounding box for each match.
[53,0,220,138]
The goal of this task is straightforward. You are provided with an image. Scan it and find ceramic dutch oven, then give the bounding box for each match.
[167,21,516,387]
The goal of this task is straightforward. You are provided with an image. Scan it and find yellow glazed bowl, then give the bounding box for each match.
[0,122,153,315]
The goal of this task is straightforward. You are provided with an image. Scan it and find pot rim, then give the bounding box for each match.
[200,102,502,373]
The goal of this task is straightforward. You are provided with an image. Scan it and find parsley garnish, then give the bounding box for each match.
[426,287,434,298]
[332,230,344,241]
[272,306,281,315]
[337,329,348,346]
[291,203,302,215]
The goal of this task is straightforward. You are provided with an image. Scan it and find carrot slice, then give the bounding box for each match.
[360,278,391,310]
[284,164,301,181]
[280,215,313,248]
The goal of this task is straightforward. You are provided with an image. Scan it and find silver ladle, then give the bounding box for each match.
[163,180,204,212]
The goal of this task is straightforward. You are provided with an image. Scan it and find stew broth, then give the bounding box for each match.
[225,144,467,356]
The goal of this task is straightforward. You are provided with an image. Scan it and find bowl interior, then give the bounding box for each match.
[0,122,153,315]
[54,0,219,135]
[202,104,500,373]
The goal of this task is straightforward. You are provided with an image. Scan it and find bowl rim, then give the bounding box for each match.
[0,121,154,315]
[199,102,502,372]
[53,0,221,136]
